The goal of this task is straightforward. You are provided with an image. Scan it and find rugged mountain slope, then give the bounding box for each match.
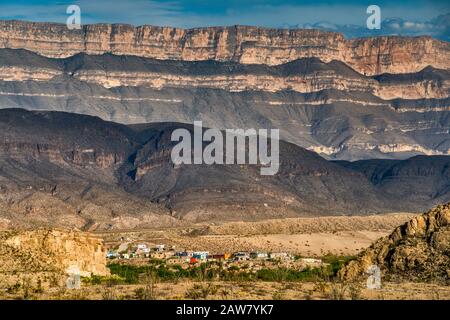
[336,156,450,208]
[116,122,395,221]
[0,45,449,161]
[339,203,450,283]
[1,49,448,100]
[0,109,175,230]
[1,74,448,160]
[0,20,448,75]
[0,109,448,229]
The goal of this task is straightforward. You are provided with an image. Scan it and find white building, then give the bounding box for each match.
[155,244,165,252]
[193,251,209,260]
[233,252,250,261]
[300,258,322,265]
[250,252,268,260]
[269,252,291,260]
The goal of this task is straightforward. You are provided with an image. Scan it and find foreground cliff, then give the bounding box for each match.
[0,20,448,76]
[0,229,109,277]
[339,203,450,283]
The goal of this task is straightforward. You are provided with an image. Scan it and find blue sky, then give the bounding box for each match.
[0,0,449,40]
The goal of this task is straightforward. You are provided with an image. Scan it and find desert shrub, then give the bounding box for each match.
[272,291,285,300]
[220,288,232,299]
[6,282,21,294]
[255,267,326,282]
[348,282,363,300]
[321,254,355,276]
[33,278,43,294]
[83,275,123,285]
[327,281,348,300]
[101,281,117,300]
[313,280,329,294]
[185,283,218,300]
[21,277,32,300]
[133,287,146,300]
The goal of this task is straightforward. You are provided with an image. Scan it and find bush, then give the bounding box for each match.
[185,283,218,300]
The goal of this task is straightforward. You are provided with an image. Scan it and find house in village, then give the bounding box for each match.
[155,244,165,252]
[190,257,200,264]
[269,252,292,260]
[233,252,250,261]
[135,244,151,257]
[106,250,119,259]
[250,252,268,260]
[192,251,209,261]
[210,253,232,261]
[137,244,148,250]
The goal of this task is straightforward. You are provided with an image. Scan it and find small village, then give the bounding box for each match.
[106,241,325,271]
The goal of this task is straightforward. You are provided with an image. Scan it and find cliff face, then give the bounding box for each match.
[0,229,109,276]
[0,20,448,76]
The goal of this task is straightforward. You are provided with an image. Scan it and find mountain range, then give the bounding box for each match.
[0,20,449,229]
[0,108,448,230]
[0,21,448,160]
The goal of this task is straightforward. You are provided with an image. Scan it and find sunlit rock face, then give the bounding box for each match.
[339,203,450,283]
[0,229,110,277]
[0,20,448,75]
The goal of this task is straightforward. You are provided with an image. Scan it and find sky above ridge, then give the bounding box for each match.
[0,0,449,41]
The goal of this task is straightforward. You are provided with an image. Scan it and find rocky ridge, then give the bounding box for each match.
[339,203,450,283]
[0,20,448,161]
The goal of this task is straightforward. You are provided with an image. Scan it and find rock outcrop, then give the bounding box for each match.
[339,203,450,283]
[0,20,448,76]
[0,229,109,276]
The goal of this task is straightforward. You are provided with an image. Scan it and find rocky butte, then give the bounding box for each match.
[339,203,450,283]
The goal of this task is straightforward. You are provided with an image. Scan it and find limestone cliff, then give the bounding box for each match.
[0,20,448,76]
[0,229,109,276]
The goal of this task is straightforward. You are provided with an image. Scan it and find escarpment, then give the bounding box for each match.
[0,20,448,76]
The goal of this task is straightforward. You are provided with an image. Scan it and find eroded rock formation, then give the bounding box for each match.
[339,203,450,283]
[0,20,448,76]
[0,229,109,276]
